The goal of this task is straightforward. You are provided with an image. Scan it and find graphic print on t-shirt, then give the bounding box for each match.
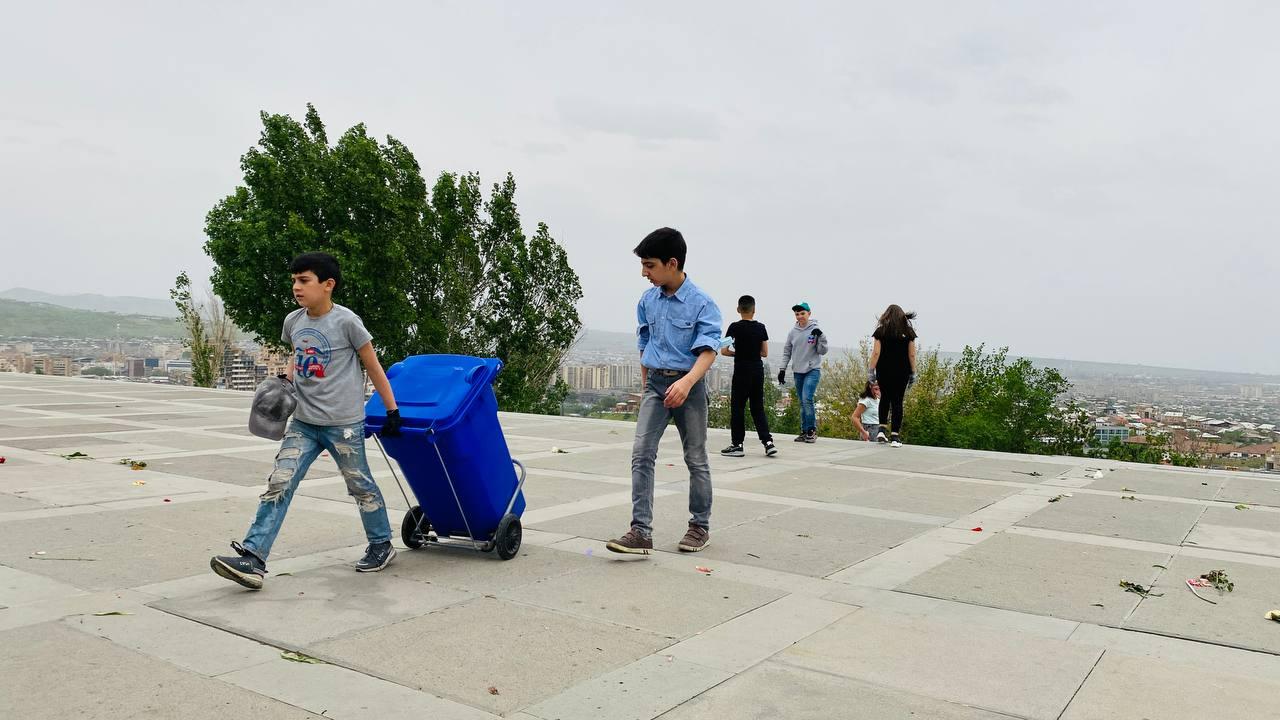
[294,328,333,379]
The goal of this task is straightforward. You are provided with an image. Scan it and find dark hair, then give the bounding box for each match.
[875,304,917,340]
[737,295,755,312]
[860,380,878,399]
[633,227,686,270]
[289,252,341,293]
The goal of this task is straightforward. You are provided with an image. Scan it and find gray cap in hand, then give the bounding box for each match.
[248,376,297,440]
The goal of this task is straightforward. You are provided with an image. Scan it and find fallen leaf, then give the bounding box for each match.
[487,686,500,695]
[1091,603,1105,608]
[276,572,292,577]
[1119,580,1163,598]
[60,451,91,460]
[1121,487,1136,492]
[550,447,569,454]
[1235,504,1250,510]
[1152,564,1167,570]
[0,456,7,464]
[281,651,324,664]
[93,611,133,616]
[1121,495,1138,501]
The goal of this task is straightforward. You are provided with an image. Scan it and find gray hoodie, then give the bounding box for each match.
[781,320,829,374]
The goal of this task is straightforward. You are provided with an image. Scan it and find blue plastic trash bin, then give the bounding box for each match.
[365,354,525,560]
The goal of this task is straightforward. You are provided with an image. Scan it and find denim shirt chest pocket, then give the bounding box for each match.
[665,313,697,354]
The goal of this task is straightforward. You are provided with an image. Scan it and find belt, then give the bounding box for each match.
[653,369,689,377]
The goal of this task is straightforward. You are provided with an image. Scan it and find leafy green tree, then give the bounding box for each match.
[170,271,223,388]
[203,105,582,412]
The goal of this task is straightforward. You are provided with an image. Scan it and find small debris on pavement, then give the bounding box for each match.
[1201,569,1233,594]
[1235,504,1250,510]
[487,686,500,695]
[1265,610,1280,623]
[131,480,146,486]
[1185,578,1217,604]
[1090,603,1105,608]
[970,526,983,532]
[92,611,132,616]
[550,447,569,454]
[281,651,324,664]
[60,451,91,460]
[1121,495,1138,501]
[695,566,713,574]
[746,552,761,558]
[1152,564,1167,570]
[162,498,171,503]
[1048,494,1072,503]
[0,456,6,464]
[118,458,147,470]
[1119,580,1162,598]
[1121,487,1136,492]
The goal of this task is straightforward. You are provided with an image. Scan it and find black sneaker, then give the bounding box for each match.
[720,444,745,457]
[763,440,778,457]
[210,541,266,590]
[793,434,807,442]
[355,541,396,572]
[804,430,817,444]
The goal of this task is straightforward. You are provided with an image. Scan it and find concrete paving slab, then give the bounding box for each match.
[840,476,1019,518]
[499,559,785,638]
[527,492,792,548]
[310,596,672,715]
[0,434,131,450]
[1060,652,1280,720]
[65,604,280,676]
[665,594,857,673]
[154,564,473,647]
[1185,524,1280,557]
[41,441,179,459]
[1198,504,1280,533]
[826,584,1080,640]
[1067,623,1280,687]
[0,563,86,606]
[0,622,325,719]
[518,472,630,511]
[1123,554,1280,654]
[524,653,731,720]
[834,447,974,473]
[708,506,934,577]
[386,541,595,594]
[110,430,260,451]
[725,464,899,502]
[898,532,1168,626]
[777,608,1103,720]
[147,453,278,486]
[0,491,49,512]
[1217,476,1280,508]
[659,660,1019,720]
[1088,467,1227,500]
[937,457,1072,483]
[0,496,371,590]
[1015,491,1205,544]
[221,654,500,720]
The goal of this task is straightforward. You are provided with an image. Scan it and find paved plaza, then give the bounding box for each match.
[2,371,1279,719]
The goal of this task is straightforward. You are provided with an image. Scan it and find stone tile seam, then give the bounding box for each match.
[1005,525,1280,568]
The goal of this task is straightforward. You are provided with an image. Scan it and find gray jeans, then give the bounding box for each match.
[630,371,712,538]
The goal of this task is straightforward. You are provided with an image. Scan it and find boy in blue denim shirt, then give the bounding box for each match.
[607,228,722,555]
[210,252,404,589]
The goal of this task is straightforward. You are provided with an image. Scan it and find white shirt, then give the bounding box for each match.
[858,396,880,424]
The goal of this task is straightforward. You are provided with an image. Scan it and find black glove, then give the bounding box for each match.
[381,408,402,437]
[777,369,786,385]
[810,327,823,339]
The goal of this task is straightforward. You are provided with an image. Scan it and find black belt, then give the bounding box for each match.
[654,369,689,377]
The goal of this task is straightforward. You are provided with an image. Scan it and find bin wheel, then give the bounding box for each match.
[402,506,431,550]
[494,513,522,560]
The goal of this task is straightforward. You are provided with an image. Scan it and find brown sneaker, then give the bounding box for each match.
[677,524,710,552]
[606,528,653,555]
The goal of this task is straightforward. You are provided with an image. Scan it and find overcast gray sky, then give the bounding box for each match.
[2,2,1277,373]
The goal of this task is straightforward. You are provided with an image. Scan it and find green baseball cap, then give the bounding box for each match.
[791,302,811,312]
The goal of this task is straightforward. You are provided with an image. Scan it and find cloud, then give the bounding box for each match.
[556,95,721,142]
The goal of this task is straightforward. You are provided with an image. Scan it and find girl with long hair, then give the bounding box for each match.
[851,380,881,442]
[868,305,917,447]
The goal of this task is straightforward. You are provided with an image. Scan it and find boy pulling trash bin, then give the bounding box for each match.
[210,252,403,590]
[607,228,722,555]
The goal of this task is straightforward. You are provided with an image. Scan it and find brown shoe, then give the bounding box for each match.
[677,524,710,552]
[606,528,653,555]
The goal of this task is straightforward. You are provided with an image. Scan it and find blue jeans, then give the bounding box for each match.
[793,368,821,433]
[630,371,712,538]
[243,418,392,560]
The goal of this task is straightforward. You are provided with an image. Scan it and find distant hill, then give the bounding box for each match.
[0,287,177,318]
[0,299,184,340]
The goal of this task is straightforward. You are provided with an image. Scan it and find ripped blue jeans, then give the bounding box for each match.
[242,419,391,560]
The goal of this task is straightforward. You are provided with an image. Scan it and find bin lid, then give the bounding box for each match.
[365,355,502,431]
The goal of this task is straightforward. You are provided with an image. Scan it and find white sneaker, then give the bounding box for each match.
[876,431,888,444]
[890,440,902,448]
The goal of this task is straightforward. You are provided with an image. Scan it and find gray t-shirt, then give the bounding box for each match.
[281,304,373,426]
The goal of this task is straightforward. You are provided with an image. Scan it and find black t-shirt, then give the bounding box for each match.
[726,320,769,371]
[873,325,915,377]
